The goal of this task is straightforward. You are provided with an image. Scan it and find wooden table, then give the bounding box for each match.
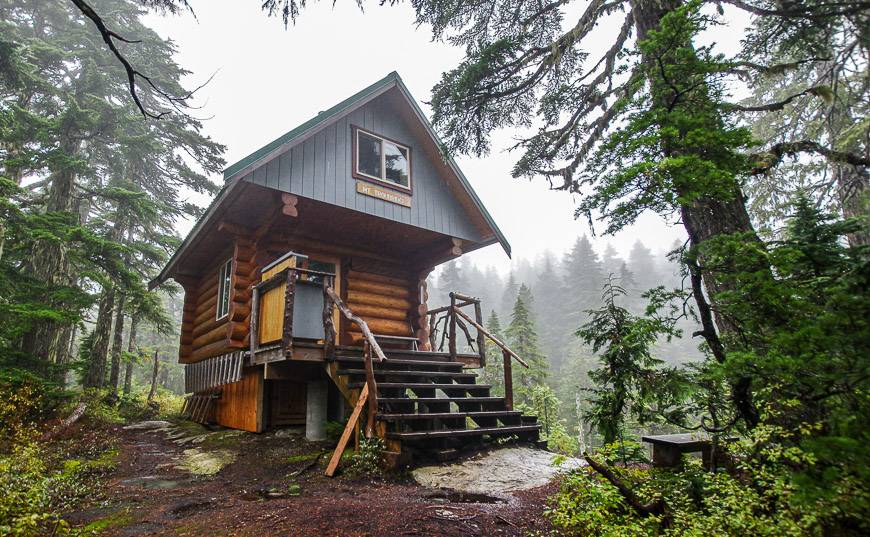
[641,433,717,468]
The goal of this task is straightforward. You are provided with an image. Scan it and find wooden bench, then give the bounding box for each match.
[641,433,722,468]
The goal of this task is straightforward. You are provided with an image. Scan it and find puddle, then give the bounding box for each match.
[120,476,189,490]
[423,489,508,504]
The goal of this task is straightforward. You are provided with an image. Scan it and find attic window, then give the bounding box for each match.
[353,127,411,191]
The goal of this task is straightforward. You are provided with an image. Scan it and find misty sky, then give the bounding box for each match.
[144,1,750,272]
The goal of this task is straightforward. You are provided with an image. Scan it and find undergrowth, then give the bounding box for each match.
[0,375,183,536]
[345,437,385,477]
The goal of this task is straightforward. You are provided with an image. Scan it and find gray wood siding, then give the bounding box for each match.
[242,93,482,242]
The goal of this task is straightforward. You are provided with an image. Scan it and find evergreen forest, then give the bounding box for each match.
[1,0,868,535]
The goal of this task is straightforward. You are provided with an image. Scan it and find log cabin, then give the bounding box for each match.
[151,72,540,466]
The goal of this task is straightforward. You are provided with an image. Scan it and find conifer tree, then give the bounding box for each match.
[478,310,506,396]
[628,240,661,296]
[533,254,567,368]
[499,272,519,320]
[561,235,604,337]
[506,284,548,398]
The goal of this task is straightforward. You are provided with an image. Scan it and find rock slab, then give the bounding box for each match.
[412,447,584,494]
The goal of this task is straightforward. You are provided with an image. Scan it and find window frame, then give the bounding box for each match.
[215,258,233,321]
[352,125,413,193]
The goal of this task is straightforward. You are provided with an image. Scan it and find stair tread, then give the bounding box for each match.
[386,424,541,440]
[378,397,503,403]
[336,369,476,379]
[348,382,491,390]
[334,357,465,368]
[378,411,522,420]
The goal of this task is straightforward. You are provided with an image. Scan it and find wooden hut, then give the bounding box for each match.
[152,72,539,465]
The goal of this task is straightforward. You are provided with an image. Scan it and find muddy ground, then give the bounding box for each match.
[64,421,559,536]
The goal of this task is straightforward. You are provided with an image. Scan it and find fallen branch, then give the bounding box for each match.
[41,402,87,441]
[584,453,670,527]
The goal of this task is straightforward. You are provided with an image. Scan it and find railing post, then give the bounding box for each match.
[473,298,485,367]
[322,275,336,359]
[448,293,457,361]
[428,311,437,351]
[250,285,260,356]
[503,349,513,411]
[282,268,296,358]
[363,340,378,438]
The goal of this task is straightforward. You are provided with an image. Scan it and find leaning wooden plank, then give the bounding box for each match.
[325,383,369,477]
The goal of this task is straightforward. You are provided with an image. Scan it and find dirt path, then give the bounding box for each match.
[66,422,557,536]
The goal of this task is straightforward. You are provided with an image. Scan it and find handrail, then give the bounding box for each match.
[451,307,529,368]
[323,286,387,362]
[323,285,385,439]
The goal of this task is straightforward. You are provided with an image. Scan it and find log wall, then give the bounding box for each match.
[344,268,415,346]
[178,231,432,363]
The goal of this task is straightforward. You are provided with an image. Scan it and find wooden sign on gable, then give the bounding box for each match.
[356,181,412,207]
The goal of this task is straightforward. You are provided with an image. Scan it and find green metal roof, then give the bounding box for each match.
[152,72,510,288]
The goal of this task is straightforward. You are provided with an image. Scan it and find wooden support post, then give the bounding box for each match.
[363,341,378,438]
[325,384,369,477]
[474,299,486,367]
[503,349,513,411]
[250,287,260,356]
[448,293,457,361]
[282,268,296,358]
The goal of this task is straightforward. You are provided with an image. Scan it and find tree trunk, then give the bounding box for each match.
[148,349,159,402]
[83,288,115,388]
[108,292,126,396]
[123,314,140,396]
[630,0,764,427]
[20,144,80,369]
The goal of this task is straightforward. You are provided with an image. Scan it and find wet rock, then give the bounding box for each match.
[176,448,236,476]
[123,421,171,431]
[412,447,584,494]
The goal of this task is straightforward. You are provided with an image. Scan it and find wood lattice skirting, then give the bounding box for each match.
[184,350,246,393]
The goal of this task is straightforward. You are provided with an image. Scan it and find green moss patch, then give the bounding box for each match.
[177,448,236,476]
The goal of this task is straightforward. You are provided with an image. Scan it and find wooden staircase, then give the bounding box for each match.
[332,348,541,461]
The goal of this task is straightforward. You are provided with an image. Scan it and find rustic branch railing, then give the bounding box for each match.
[324,285,388,477]
[324,285,387,437]
[427,290,529,410]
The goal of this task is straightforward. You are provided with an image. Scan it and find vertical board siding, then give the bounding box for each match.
[216,367,263,432]
[246,91,482,242]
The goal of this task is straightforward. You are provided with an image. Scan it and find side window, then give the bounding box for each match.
[216,259,232,320]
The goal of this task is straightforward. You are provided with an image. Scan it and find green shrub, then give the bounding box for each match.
[547,423,869,536]
[346,437,385,477]
[0,437,117,536]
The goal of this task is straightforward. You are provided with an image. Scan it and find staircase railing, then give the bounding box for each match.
[323,284,388,477]
[427,291,529,410]
[323,285,387,434]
